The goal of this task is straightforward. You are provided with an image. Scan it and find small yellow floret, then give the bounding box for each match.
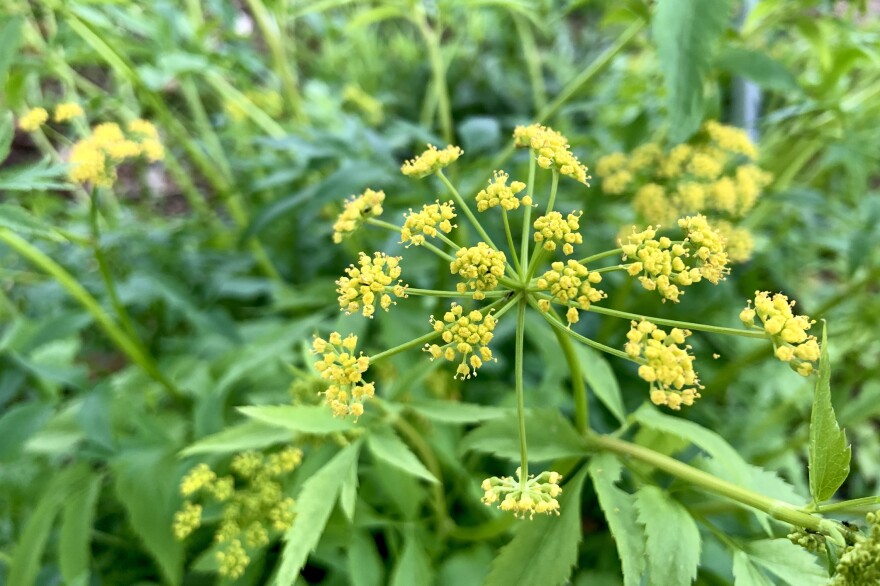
[626,320,701,409]
[336,252,408,317]
[401,201,457,246]
[424,303,497,379]
[513,124,590,185]
[312,333,374,417]
[53,102,84,122]
[476,171,529,212]
[332,189,385,244]
[449,242,506,300]
[533,211,583,255]
[401,144,463,178]
[19,108,48,132]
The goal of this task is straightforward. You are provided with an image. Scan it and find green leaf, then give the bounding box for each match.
[339,456,359,522]
[588,453,645,586]
[390,530,434,586]
[0,112,13,163]
[742,539,828,585]
[461,409,588,462]
[274,442,362,586]
[715,47,800,92]
[809,324,850,503]
[112,448,184,586]
[0,159,72,192]
[0,16,23,85]
[407,400,506,424]
[0,402,53,460]
[0,203,65,241]
[732,550,775,586]
[59,471,102,586]
[179,420,293,456]
[367,427,438,484]
[574,344,626,424]
[635,485,701,586]
[634,404,750,485]
[7,465,90,586]
[484,468,588,586]
[652,0,731,141]
[238,405,355,434]
[348,531,385,586]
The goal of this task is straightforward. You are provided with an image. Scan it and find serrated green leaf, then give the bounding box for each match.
[484,468,588,586]
[635,485,701,586]
[0,159,72,192]
[112,448,184,586]
[367,427,438,484]
[809,324,851,503]
[274,442,362,586]
[461,409,588,462]
[407,400,506,424]
[348,531,385,586]
[652,0,731,141]
[588,453,645,586]
[179,420,293,456]
[59,471,102,586]
[238,405,355,434]
[574,344,626,424]
[390,529,434,586]
[742,539,828,585]
[732,550,775,586]
[0,204,65,241]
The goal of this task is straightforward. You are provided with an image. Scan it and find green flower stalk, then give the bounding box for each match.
[313,124,823,519]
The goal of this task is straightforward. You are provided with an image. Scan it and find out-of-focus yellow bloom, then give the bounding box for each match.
[67,119,165,187]
[19,108,48,132]
[425,303,497,379]
[625,320,701,410]
[450,242,506,300]
[401,144,463,178]
[53,102,84,122]
[704,120,758,160]
[634,183,677,226]
[715,220,754,263]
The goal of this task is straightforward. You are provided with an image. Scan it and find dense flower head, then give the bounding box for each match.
[830,513,880,586]
[533,211,583,255]
[401,144,463,177]
[740,291,819,376]
[481,468,563,519]
[312,332,374,417]
[67,119,165,186]
[513,124,590,185]
[625,320,701,409]
[703,120,759,160]
[336,252,408,317]
[595,152,627,177]
[715,221,754,263]
[634,183,676,226]
[734,164,772,214]
[69,141,114,187]
[53,102,84,122]
[535,260,605,324]
[602,169,634,195]
[424,303,497,379]
[127,119,164,161]
[332,188,385,244]
[450,242,506,300]
[476,171,532,211]
[175,446,303,578]
[18,108,48,132]
[628,143,663,173]
[401,200,457,246]
[677,214,730,284]
[686,149,725,180]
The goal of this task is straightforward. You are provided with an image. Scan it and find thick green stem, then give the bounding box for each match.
[0,228,185,401]
[808,496,880,514]
[415,9,453,144]
[545,169,559,214]
[590,434,834,534]
[554,326,588,433]
[513,13,546,112]
[584,304,767,339]
[514,296,529,485]
[501,210,521,269]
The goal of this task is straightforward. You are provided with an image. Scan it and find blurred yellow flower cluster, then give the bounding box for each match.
[625,320,701,410]
[333,188,385,244]
[336,252,408,317]
[425,303,497,379]
[174,447,303,579]
[68,119,165,188]
[481,468,563,519]
[740,291,819,376]
[596,121,771,262]
[312,333,374,418]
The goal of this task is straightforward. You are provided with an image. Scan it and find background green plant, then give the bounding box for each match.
[1,0,878,585]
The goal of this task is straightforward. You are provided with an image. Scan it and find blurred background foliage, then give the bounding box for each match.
[0,0,878,584]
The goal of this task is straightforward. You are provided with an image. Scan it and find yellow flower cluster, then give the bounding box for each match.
[476,171,532,212]
[830,513,880,586]
[401,144,463,178]
[533,211,583,255]
[336,252,408,317]
[68,120,165,187]
[513,124,591,185]
[450,242,506,300]
[715,220,754,264]
[54,102,84,123]
[424,303,497,379]
[740,291,819,376]
[704,120,758,159]
[481,468,563,519]
[625,320,701,409]
[343,83,384,126]
[18,108,48,132]
[535,260,605,325]
[621,215,729,302]
[633,183,676,225]
[312,332,374,418]
[401,200,457,246]
[174,446,303,579]
[332,188,385,244]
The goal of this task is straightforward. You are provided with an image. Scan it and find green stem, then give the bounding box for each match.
[520,154,536,279]
[578,248,623,265]
[415,8,453,144]
[366,218,457,263]
[0,228,185,402]
[394,287,507,299]
[514,295,529,485]
[436,171,500,251]
[545,169,559,214]
[513,13,547,112]
[593,264,629,274]
[589,433,835,534]
[501,210,521,269]
[808,496,880,514]
[583,304,767,339]
[554,325,588,433]
[533,299,634,362]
